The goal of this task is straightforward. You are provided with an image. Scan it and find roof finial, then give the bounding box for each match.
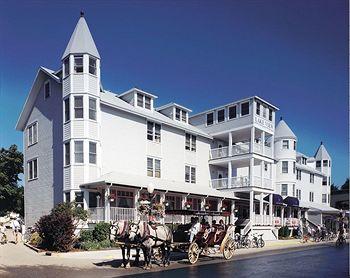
[280,116,283,121]
[80,10,85,17]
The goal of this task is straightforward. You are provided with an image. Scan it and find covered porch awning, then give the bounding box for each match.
[263,193,284,206]
[80,171,239,201]
[283,196,299,207]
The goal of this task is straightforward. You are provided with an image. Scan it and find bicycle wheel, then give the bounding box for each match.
[245,239,251,248]
[258,239,265,248]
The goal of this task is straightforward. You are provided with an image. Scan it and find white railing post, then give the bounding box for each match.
[228,161,232,188]
[228,132,232,156]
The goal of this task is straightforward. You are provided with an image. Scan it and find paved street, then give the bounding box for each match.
[0,239,348,278]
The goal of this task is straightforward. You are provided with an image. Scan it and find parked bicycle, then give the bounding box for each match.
[251,233,265,248]
[234,233,251,249]
[335,234,346,247]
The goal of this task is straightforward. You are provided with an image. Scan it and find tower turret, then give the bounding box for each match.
[315,142,331,204]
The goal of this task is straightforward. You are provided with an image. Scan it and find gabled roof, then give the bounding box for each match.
[16,67,61,131]
[274,119,297,140]
[314,142,331,160]
[62,15,100,60]
[156,102,192,113]
[100,91,211,139]
[118,87,158,99]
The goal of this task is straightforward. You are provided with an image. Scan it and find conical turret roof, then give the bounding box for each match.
[275,119,297,140]
[314,142,331,160]
[62,14,100,60]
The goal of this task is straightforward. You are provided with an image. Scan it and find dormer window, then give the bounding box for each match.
[268,108,273,121]
[228,105,237,119]
[174,107,188,123]
[74,55,84,73]
[207,112,214,126]
[136,93,152,110]
[145,96,151,109]
[217,109,225,123]
[241,102,250,116]
[44,81,51,99]
[316,160,321,167]
[256,102,260,115]
[64,58,70,77]
[302,157,307,165]
[89,57,97,75]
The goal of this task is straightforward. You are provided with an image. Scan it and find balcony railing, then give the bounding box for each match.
[88,207,138,222]
[211,176,250,189]
[211,178,229,189]
[210,143,250,159]
[254,215,272,226]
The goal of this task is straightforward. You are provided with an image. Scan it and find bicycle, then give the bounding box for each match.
[251,233,265,248]
[335,234,346,247]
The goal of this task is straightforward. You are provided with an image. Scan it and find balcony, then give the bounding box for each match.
[254,214,272,226]
[211,176,272,190]
[210,142,272,160]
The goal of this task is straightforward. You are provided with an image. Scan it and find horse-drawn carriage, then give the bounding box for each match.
[168,210,235,264]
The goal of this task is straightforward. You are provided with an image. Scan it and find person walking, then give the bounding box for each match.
[189,217,200,242]
[11,218,21,244]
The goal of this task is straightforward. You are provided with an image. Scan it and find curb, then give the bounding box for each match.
[24,242,44,253]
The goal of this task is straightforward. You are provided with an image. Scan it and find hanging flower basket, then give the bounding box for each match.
[108,193,116,202]
[184,201,192,209]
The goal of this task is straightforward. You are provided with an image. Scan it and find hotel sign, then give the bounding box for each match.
[254,116,274,132]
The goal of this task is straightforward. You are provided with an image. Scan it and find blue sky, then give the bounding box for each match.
[0,1,348,186]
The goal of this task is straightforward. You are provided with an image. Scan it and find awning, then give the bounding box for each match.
[264,194,284,206]
[283,196,299,207]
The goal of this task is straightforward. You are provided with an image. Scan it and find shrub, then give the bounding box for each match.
[93,222,111,242]
[29,232,42,246]
[80,239,112,251]
[79,230,94,243]
[278,226,290,238]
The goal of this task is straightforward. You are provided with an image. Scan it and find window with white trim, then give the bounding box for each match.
[75,192,84,208]
[296,169,301,180]
[64,57,70,77]
[206,112,214,125]
[74,141,84,163]
[296,189,301,200]
[74,55,84,73]
[241,102,249,116]
[282,140,289,149]
[262,106,267,118]
[44,81,51,99]
[64,98,70,122]
[310,174,314,184]
[309,192,314,202]
[256,102,260,115]
[28,159,38,180]
[28,122,38,146]
[147,157,161,178]
[145,96,151,110]
[268,108,273,121]
[64,142,70,166]
[136,93,152,110]
[185,133,196,152]
[74,96,84,118]
[282,161,288,173]
[89,57,97,75]
[292,184,295,197]
[175,108,187,123]
[316,160,321,168]
[217,109,225,123]
[281,184,288,196]
[228,105,237,119]
[147,121,161,142]
[89,142,97,164]
[323,160,328,167]
[293,141,296,150]
[89,98,97,120]
[322,194,327,203]
[322,177,327,186]
[185,166,196,183]
[293,162,296,174]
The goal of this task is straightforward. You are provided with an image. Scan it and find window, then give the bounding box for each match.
[322,177,327,186]
[256,102,260,115]
[322,194,327,203]
[293,162,296,174]
[89,142,97,164]
[166,195,182,210]
[89,98,97,120]
[65,192,71,203]
[268,108,273,121]
[44,81,51,99]
[323,160,328,167]
[64,98,70,122]
[137,93,143,107]
[147,121,161,142]
[241,102,249,116]
[74,141,84,163]
[28,122,38,146]
[185,133,196,151]
[64,58,70,77]
[217,109,225,122]
[228,106,237,119]
[74,55,84,73]
[282,161,288,173]
[206,112,214,125]
[147,157,161,178]
[262,106,266,118]
[302,157,307,165]
[310,174,314,183]
[28,159,38,180]
[181,110,187,122]
[281,184,288,196]
[185,166,196,183]
[327,194,330,203]
[175,108,181,121]
[296,189,301,200]
[293,141,296,150]
[316,161,321,168]
[64,142,70,166]
[145,96,151,110]
[89,57,97,75]
[117,190,134,208]
[175,108,187,122]
[75,192,84,208]
[309,192,314,202]
[296,169,301,180]
[74,96,84,118]
[292,184,295,197]
[282,140,289,149]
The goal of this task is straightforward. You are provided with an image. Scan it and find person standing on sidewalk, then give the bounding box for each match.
[11,218,21,244]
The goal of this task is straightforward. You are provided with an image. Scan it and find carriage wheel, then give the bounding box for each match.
[188,242,200,264]
[223,238,235,260]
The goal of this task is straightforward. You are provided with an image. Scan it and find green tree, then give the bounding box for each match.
[340,178,349,191]
[0,145,24,216]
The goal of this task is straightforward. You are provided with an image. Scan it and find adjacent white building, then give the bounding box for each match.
[16,15,338,239]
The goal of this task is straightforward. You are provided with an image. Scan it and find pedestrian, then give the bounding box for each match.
[11,218,21,244]
[189,217,200,242]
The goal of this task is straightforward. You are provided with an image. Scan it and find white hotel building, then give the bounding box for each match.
[16,15,338,239]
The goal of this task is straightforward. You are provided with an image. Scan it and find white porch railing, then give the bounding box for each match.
[284,217,300,227]
[211,176,250,189]
[88,207,138,222]
[232,143,250,156]
[211,178,229,189]
[254,143,262,154]
[88,207,105,222]
[263,178,273,189]
[210,146,229,159]
[254,215,272,226]
[265,146,272,157]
